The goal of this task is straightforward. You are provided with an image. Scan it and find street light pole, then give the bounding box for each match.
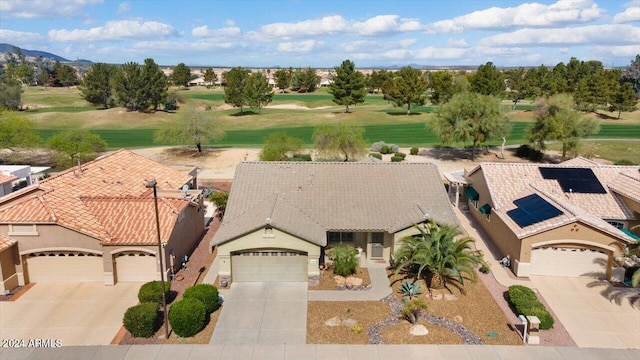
[146,178,169,339]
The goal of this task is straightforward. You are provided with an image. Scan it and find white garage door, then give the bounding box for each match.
[530,246,607,278]
[26,252,103,282]
[115,252,157,282]
[232,250,307,282]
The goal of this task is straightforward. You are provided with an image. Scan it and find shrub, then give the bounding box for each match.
[351,323,364,334]
[370,141,386,152]
[507,285,554,329]
[288,153,312,161]
[410,147,419,155]
[394,152,406,159]
[391,155,404,162]
[123,303,161,338]
[380,145,391,154]
[371,141,399,154]
[138,281,171,305]
[515,144,543,162]
[183,284,220,314]
[400,280,423,299]
[369,153,382,160]
[168,298,207,337]
[402,298,427,324]
[614,159,635,165]
[326,245,358,277]
[210,191,229,218]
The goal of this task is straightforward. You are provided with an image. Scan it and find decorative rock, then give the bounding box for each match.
[334,275,346,285]
[341,318,358,327]
[431,294,443,300]
[324,316,341,327]
[409,324,429,336]
[454,315,463,324]
[444,294,458,301]
[346,276,363,286]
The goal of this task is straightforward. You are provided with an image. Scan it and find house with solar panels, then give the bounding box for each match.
[463,157,640,281]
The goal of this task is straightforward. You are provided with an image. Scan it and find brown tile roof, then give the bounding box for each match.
[0,172,16,185]
[212,162,456,246]
[0,234,16,253]
[0,149,196,245]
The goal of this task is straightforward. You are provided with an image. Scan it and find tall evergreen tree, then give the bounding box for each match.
[384,66,426,115]
[141,58,168,111]
[113,62,143,111]
[273,68,291,93]
[428,71,455,105]
[609,82,637,119]
[223,67,250,113]
[171,63,191,87]
[244,72,273,113]
[327,59,366,113]
[80,63,115,108]
[621,54,640,98]
[470,61,505,96]
[203,67,217,87]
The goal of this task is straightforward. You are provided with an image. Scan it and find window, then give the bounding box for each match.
[327,232,354,244]
[9,224,38,236]
[606,220,625,230]
[371,232,384,244]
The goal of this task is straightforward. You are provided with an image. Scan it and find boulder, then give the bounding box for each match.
[341,318,358,327]
[334,275,346,286]
[444,294,458,301]
[409,324,429,336]
[345,276,363,286]
[454,315,463,324]
[431,294,443,300]
[324,316,341,327]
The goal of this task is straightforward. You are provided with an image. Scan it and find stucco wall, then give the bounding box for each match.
[0,245,18,292]
[164,203,206,275]
[216,227,321,280]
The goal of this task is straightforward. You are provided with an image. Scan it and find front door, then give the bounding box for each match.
[370,232,384,259]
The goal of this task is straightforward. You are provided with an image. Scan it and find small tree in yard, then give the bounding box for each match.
[209,191,229,219]
[326,245,358,277]
[47,129,107,168]
[154,107,225,153]
[313,124,367,161]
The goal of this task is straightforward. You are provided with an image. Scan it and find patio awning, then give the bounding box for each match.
[621,229,640,241]
[479,204,491,215]
[464,186,479,201]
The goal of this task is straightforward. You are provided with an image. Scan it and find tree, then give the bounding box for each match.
[609,82,637,119]
[313,124,367,161]
[328,59,367,113]
[203,67,217,87]
[171,63,191,87]
[47,129,107,168]
[53,61,79,87]
[431,92,509,160]
[428,71,455,105]
[0,76,22,110]
[37,69,51,89]
[470,62,505,96]
[113,62,144,111]
[223,67,250,113]
[273,68,291,93]
[384,66,426,115]
[504,67,527,109]
[366,69,390,94]
[141,58,168,110]
[292,67,320,92]
[80,63,115,108]
[259,132,304,161]
[528,94,599,159]
[154,107,225,152]
[0,112,40,149]
[394,221,483,290]
[244,72,273,113]
[15,63,34,86]
[621,54,640,98]
[574,68,616,112]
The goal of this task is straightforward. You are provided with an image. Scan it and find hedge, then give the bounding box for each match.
[410,147,419,155]
[123,303,161,338]
[138,281,171,305]
[507,285,554,329]
[168,298,207,337]
[183,284,220,314]
[369,153,382,160]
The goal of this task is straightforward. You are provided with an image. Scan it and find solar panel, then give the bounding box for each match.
[507,194,564,228]
[539,167,606,194]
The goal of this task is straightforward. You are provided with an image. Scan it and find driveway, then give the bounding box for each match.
[0,282,141,346]
[531,276,640,349]
[210,282,307,345]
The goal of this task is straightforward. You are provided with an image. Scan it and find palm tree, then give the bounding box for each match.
[394,221,484,290]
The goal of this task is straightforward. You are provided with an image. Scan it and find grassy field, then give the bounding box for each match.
[19,86,640,163]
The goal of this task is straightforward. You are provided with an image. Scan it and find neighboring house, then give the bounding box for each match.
[0,173,17,198]
[0,149,205,292]
[211,162,457,284]
[188,77,206,86]
[464,157,640,281]
[0,165,50,196]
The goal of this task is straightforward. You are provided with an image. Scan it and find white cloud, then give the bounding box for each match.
[117,2,131,14]
[0,29,44,43]
[262,15,349,38]
[591,44,640,58]
[48,20,178,42]
[192,25,241,38]
[277,40,322,53]
[613,0,640,23]
[0,0,103,19]
[446,38,468,47]
[413,47,467,60]
[479,24,640,46]
[399,38,418,48]
[426,0,603,33]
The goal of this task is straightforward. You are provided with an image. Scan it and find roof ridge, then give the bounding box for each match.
[36,195,58,222]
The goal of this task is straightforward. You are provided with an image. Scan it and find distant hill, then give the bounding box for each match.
[0,43,92,64]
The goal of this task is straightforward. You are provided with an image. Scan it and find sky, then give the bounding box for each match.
[0,0,638,68]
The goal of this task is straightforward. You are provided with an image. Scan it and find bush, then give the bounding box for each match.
[507,285,554,329]
[138,281,171,305]
[394,152,406,159]
[391,155,404,162]
[380,145,391,154]
[614,159,636,165]
[410,147,419,155]
[168,298,207,337]
[288,153,312,161]
[371,141,399,154]
[123,303,161,338]
[515,144,543,162]
[210,191,229,218]
[183,284,220,314]
[369,153,382,160]
[370,141,386,152]
[326,245,358,277]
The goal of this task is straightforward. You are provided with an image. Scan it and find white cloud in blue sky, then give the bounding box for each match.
[0,0,638,67]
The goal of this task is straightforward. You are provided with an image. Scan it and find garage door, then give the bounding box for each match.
[232,250,307,282]
[530,246,607,278]
[115,252,157,282]
[26,252,103,282]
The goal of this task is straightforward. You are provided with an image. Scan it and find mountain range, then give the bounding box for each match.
[0,43,92,64]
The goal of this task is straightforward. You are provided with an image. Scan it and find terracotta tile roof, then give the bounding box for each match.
[0,172,16,185]
[0,234,16,253]
[0,149,195,244]
[212,162,456,246]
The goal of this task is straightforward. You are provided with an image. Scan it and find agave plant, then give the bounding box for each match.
[400,280,423,300]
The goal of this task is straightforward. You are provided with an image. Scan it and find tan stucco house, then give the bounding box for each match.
[211,162,457,284]
[464,157,639,281]
[0,149,205,293]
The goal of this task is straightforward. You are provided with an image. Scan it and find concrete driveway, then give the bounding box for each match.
[0,282,141,346]
[531,276,640,349]
[210,282,307,345]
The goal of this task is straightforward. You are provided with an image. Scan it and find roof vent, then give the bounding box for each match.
[265,217,272,224]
